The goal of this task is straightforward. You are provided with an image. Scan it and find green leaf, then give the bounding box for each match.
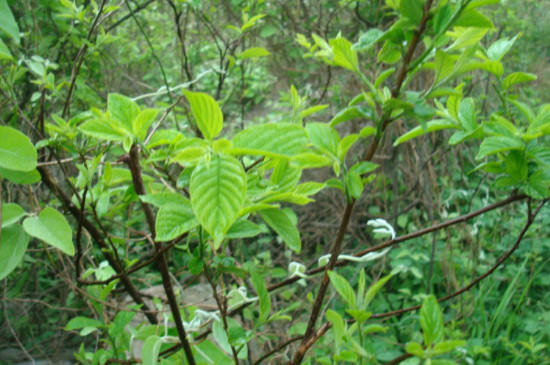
[458,98,477,131]
[238,47,270,59]
[399,0,423,24]
[505,151,528,182]
[345,171,363,199]
[454,9,493,28]
[107,94,140,133]
[155,202,198,242]
[251,271,271,322]
[330,106,373,127]
[475,136,524,160]
[353,29,385,51]
[65,316,104,335]
[364,273,392,309]
[142,335,163,365]
[330,36,359,72]
[446,28,488,52]
[183,89,223,140]
[326,309,345,349]
[299,104,329,121]
[405,341,425,358]
[2,202,26,228]
[22,207,74,256]
[306,122,339,157]
[140,192,189,208]
[0,0,20,43]
[0,225,29,280]
[394,120,458,146]
[132,108,158,141]
[419,295,444,347]
[190,154,246,248]
[432,340,467,355]
[338,134,360,162]
[0,126,38,172]
[328,270,356,309]
[231,123,307,158]
[0,38,14,61]
[226,219,262,239]
[487,34,518,61]
[0,167,41,185]
[78,118,129,141]
[259,208,301,253]
[434,50,456,86]
[503,72,537,90]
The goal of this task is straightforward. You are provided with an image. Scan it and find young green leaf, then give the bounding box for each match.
[394,120,458,146]
[0,225,29,280]
[432,339,466,355]
[0,38,14,61]
[259,208,301,253]
[419,295,444,347]
[190,154,246,248]
[326,309,346,349]
[503,72,537,90]
[405,341,425,358]
[22,207,74,256]
[353,29,385,51]
[328,270,356,309]
[238,47,270,60]
[0,126,38,172]
[141,335,163,365]
[107,93,140,133]
[231,123,307,158]
[364,273,393,309]
[330,36,359,72]
[183,89,223,140]
[251,271,271,323]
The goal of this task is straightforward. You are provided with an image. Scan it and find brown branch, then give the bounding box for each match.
[372,197,548,319]
[125,143,196,365]
[289,2,437,362]
[62,0,108,118]
[38,166,158,324]
[253,336,304,365]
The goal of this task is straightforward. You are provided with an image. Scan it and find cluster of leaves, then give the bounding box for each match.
[1,0,549,364]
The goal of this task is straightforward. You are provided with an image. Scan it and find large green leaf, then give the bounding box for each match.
[259,208,301,253]
[0,224,29,280]
[2,202,26,228]
[0,0,20,43]
[420,295,444,347]
[190,154,246,248]
[0,167,41,184]
[22,207,74,256]
[107,93,140,133]
[183,89,223,140]
[475,136,524,160]
[0,126,37,172]
[458,98,477,131]
[155,202,198,242]
[231,123,307,158]
[78,118,129,141]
